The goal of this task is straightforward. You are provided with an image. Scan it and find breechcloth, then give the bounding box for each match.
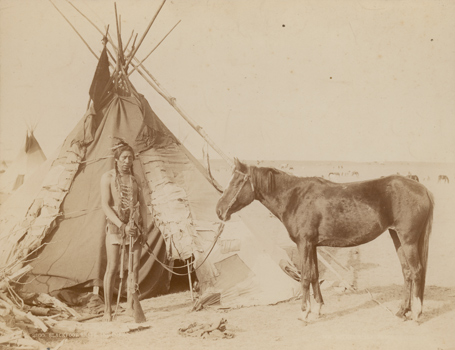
[105,204,141,245]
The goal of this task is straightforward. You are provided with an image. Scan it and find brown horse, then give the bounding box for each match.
[216,159,434,321]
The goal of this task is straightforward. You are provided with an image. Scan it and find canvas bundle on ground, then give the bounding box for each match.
[0,31,300,310]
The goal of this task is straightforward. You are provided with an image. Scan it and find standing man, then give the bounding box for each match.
[100,140,147,322]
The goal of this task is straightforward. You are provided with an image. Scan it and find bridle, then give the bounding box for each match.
[220,169,254,221]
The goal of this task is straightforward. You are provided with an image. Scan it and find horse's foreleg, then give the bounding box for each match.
[297,241,311,321]
[389,229,412,319]
[311,246,324,318]
[298,240,321,321]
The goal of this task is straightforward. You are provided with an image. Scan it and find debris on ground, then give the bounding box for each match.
[178,318,234,339]
[191,292,221,311]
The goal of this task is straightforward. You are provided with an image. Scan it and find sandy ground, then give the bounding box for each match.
[36,286,455,350]
[29,162,455,350]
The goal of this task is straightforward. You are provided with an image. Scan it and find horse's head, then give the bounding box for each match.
[216,158,255,221]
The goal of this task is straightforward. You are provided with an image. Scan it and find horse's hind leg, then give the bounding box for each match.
[389,229,412,318]
[398,236,424,321]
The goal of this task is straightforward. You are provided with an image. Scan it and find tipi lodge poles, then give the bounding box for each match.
[49,0,99,62]
[57,0,234,168]
[123,30,135,55]
[127,20,181,76]
[123,0,167,68]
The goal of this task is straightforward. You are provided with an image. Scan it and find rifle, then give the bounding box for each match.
[127,206,146,323]
[113,237,126,319]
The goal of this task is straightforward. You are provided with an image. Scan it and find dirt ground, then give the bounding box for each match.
[33,162,455,350]
[36,286,455,350]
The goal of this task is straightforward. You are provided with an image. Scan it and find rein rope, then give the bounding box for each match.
[139,170,254,277]
[221,169,254,221]
[143,221,225,276]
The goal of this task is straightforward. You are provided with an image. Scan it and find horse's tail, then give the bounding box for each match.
[419,189,435,302]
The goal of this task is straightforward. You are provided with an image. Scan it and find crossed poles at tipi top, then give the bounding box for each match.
[49,0,234,169]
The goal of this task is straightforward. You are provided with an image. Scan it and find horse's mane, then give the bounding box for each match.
[236,160,327,196]
[250,166,284,194]
[248,164,328,195]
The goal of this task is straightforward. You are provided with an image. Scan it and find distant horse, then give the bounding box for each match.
[328,172,340,181]
[438,175,449,184]
[351,171,359,178]
[406,174,420,182]
[216,159,434,321]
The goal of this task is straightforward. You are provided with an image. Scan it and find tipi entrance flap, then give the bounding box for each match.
[140,147,196,261]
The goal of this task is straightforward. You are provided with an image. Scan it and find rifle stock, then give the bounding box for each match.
[128,233,146,323]
[113,239,126,319]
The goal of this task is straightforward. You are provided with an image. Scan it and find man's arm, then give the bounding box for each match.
[100,172,124,228]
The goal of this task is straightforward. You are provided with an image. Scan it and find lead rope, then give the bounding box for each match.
[145,170,251,276]
[143,221,225,276]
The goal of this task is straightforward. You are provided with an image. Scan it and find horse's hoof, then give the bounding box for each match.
[395,308,410,320]
[395,315,407,322]
[395,313,407,321]
[413,320,421,326]
[297,317,308,325]
[313,303,323,319]
[307,311,322,321]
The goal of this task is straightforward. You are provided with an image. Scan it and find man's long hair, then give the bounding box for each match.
[113,140,135,176]
[112,140,135,223]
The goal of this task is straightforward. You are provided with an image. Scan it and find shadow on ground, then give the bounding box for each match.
[310,284,455,324]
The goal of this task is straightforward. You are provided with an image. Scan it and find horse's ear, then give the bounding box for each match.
[234,157,241,169]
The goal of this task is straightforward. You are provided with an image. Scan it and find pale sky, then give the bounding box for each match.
[1,0,454,163]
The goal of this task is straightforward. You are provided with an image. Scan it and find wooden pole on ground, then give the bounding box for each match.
[319,247,352,272]
[317,253,355,291]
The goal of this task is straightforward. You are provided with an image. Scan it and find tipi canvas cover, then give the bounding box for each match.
[0,38,300,308]
[0,130,47,194]
[0,160,8,174]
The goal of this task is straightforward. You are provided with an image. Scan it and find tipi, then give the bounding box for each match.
[0,128,47,195]
[0,3,301,309]
[0,160,8,174]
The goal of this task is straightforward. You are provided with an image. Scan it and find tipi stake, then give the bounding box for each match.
[187,260,194,301]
